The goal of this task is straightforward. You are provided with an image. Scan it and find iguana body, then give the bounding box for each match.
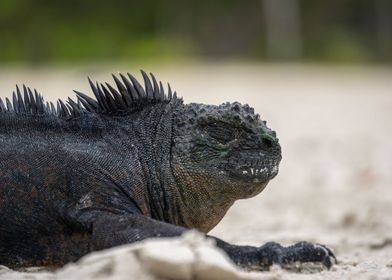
[0,72,335,269]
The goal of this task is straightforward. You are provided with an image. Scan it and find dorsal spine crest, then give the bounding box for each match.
[0,71,179,118]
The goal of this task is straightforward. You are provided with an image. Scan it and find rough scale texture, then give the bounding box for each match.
[0,71,336,270]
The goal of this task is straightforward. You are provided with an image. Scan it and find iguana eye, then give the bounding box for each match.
[205,122,236,143]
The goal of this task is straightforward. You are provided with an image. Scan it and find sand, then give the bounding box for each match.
[0,63,391,279]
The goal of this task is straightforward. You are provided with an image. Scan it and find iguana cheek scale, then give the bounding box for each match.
[0,71,336,270]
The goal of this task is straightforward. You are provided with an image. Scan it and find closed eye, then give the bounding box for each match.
[204,122,236,143]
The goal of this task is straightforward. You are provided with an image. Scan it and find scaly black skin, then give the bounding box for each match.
[0,72,336,269]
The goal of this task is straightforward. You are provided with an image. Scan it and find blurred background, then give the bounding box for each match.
[0,0,392,64]
[1,1,392,278]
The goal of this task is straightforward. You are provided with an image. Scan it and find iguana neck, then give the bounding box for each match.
[167,158,237,233]
[127,102,184,223]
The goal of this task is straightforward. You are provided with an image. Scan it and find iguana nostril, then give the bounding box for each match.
[260,133,276,147]
[263,138,273,147]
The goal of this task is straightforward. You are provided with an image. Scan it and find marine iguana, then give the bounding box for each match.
[0,71,336,270]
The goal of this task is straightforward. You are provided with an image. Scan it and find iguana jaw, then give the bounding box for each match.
[228,158,280,183]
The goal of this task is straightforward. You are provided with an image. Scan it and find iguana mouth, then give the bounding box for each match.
[226,158,280,182]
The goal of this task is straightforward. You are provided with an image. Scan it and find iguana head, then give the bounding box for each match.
[172,102,282,199]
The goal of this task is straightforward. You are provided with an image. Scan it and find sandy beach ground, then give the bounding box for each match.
[0,63,391,279]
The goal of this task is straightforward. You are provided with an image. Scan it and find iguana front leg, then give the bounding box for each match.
[91,213,336,270]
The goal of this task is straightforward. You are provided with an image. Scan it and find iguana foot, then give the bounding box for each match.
[255,241,336,270]
[216,238,336,271]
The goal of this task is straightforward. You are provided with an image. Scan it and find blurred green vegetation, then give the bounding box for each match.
[0,0,391,64]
